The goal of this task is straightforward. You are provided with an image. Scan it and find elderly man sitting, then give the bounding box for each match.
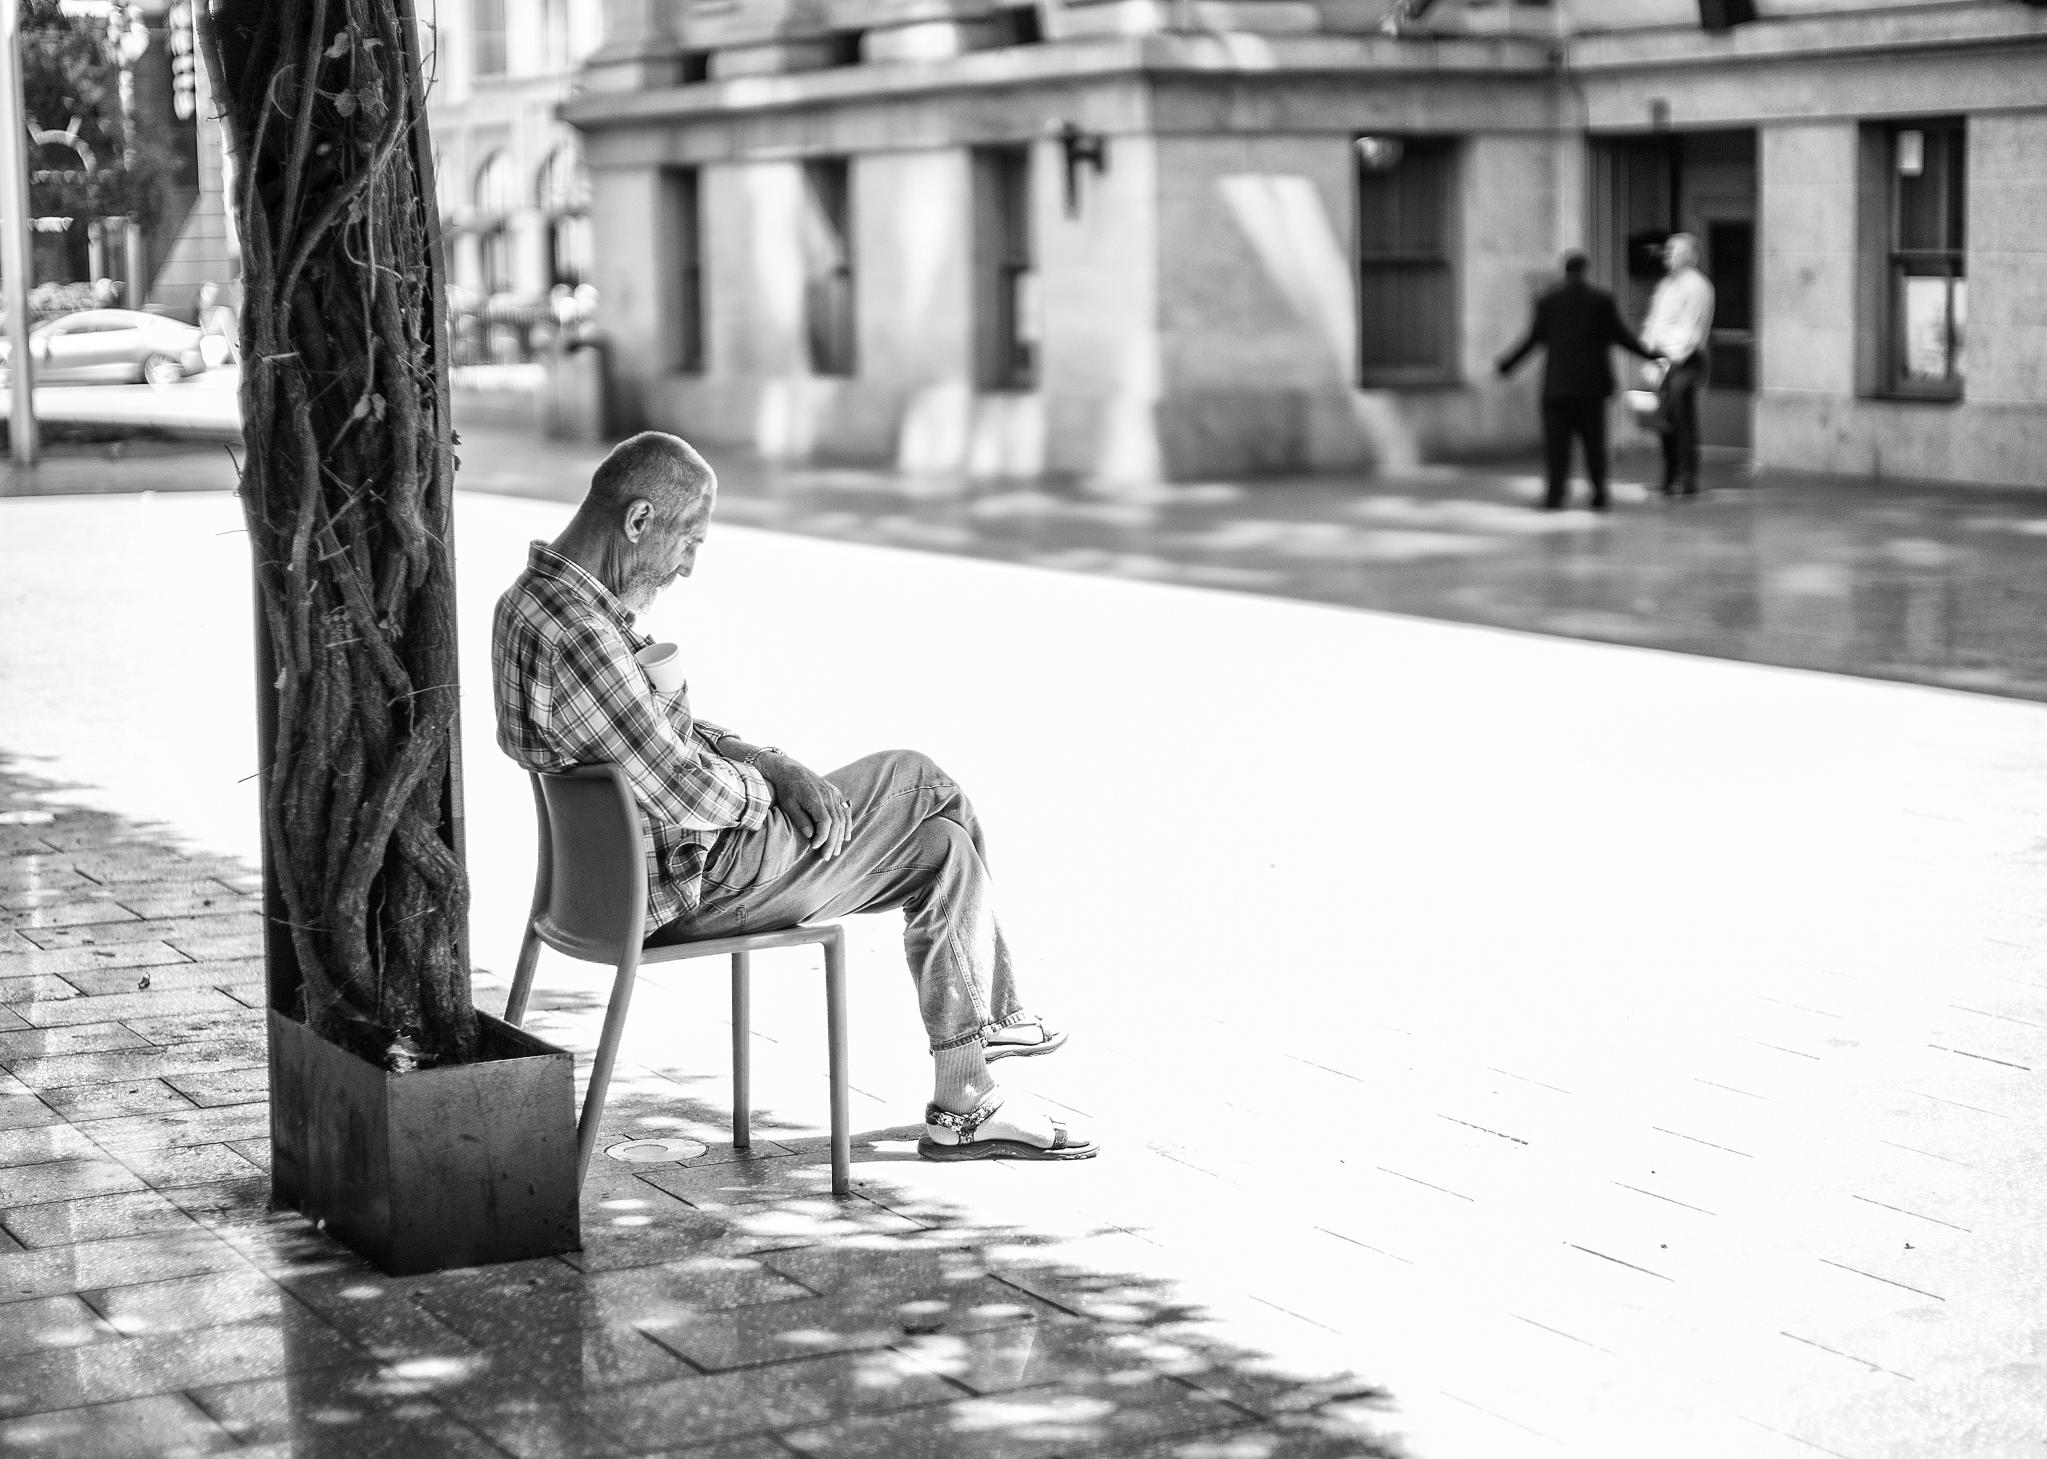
[491,431,1095,1163]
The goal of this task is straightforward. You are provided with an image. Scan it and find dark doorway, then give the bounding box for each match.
[1589,129,1758,452]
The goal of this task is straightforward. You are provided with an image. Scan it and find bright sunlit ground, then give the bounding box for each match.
[5,486,2047,1456]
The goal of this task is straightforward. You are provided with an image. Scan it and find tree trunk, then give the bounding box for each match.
[198,0,476,1070]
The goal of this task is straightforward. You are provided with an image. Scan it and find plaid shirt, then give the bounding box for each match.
[492,542,771,929]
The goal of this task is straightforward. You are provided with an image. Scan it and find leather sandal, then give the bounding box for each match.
[918,1095,1098,1162]
[984,1018,1067,1062]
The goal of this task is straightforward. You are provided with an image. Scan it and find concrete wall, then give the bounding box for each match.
[1755,111,2047,488]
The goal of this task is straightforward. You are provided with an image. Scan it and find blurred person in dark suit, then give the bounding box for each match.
[1496,250,1662,512]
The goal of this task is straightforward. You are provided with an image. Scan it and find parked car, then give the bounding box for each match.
[0,310,208,389]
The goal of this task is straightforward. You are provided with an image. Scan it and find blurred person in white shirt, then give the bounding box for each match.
[1639,233,1716,497]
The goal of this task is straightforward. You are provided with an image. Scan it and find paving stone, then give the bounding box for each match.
[637,1275,1041,1373]
[162,1177,274,1228]
[0,1008,28,1032]
[15,915,258,954]
[0,1310,362,1418]
[82,1266,304,1337]
[0,1023,156,1064]
[0,901,141,934]
[0,1121,105,1170]
[0,1391,238,1459]
[38,1080,197,1123]
[62,960,262,997]
[185,1365,504,1456]
[97,1141,266,1190]
[0,1156,145,1209]
[434,1388,637,1459]
[0,1092,61,1133]
[120,1006,264,1046]
[0,974,85,1006]
[637,1152,848,1210]
[55,851,250,887]
[582,1349,961,1452]
[6,1040,268,1093]
[225,1138,271,1172]
[0,1227,245,1303]
[163,1067,268,1108]
[74,1104,268,1156]
[15,987,247,1030]
[0,1293,123,1358]
[273,1270,485,1363]
[413,1255,813,1345]
[776,1371,1252,1459]
[0,941,193,979]
[113,890,252,921]
[0,1188,197,1249]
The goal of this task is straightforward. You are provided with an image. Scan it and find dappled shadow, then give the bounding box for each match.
[1,759,1413,1457]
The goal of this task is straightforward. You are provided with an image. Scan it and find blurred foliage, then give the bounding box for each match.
[19,0,168,229]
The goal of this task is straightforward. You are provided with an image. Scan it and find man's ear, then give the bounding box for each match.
[622,499,655,543]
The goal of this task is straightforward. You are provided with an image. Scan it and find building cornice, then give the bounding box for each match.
[1563,0,2047,75]
[563,31,1554,130]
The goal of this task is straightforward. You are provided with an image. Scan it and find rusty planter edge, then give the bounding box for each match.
[267,1008,581,1275]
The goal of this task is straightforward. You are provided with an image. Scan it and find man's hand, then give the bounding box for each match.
[760,754,852,860]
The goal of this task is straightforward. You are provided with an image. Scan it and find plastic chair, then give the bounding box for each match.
[504,763,851,1195]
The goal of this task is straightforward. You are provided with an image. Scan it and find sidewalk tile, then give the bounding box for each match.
[185,1367,502,1456]
[13,1032,268,1088]
[414,1256,812,1344]
[162,934,265,962]
[637,1275,1040,1372]
[269,1271,482,1363]
[0,1392,236,1459]
[0,1311,361,1418]
[0,1024,155,1063]
[0,941,193,978]
[16,988,246,1029]
[113,890,253,921]
[0,903,140,934]
[0,1293,123,1357]
[82,1266,306,1337]
[775,1371,1249,1459]
[0,1228,244,1302]
[97,1141,265,1189]
[582,1350,960,1452]
[63,961,260,996]
[163,1068,267,1108]
[119,1007,263,1046]
[0,975,83,1006]
[161,1177,271,1228]
[15,915,256,954]
[38,1080,197,1123]
[0,1123,103,1168]
[74,1104,267,1154]
[0,1188,196,1249]
[0,1009,27,1032]
[0,1157,143,1210]
[0,1089,60,1132]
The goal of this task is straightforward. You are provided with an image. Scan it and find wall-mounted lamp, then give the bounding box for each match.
[1050,119,1108,219]
[1353,135,1404,173]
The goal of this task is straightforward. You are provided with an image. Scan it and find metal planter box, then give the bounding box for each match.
[267,1009,581,1275]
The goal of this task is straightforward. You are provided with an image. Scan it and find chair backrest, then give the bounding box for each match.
[529,764,649,960]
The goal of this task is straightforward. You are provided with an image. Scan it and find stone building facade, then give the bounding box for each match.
[562,0,2047,488]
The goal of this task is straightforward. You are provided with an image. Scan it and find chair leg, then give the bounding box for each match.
[574,948,643,1189]
[730,950,751,1151]
[505,928,542,1027]
[823,930,850,1198]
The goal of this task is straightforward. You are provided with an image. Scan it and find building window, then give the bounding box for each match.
[473,150,516,297]
[670,168,705,373]
[1354,136,1458,385]
[1882,120,1966,397]
[472,0,508,78]
[802,158,855,377]
[535,147,591,289]
[972,146,1035,392]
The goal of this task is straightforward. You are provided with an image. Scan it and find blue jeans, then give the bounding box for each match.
[654,749,1029,1053]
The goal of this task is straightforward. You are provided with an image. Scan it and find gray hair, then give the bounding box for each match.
[584,431,714,523]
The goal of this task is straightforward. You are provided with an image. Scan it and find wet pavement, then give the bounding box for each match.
[9,481,2047,1456]
[11,411,2047,704]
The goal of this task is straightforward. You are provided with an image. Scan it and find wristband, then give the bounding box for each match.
[739,745,782,768]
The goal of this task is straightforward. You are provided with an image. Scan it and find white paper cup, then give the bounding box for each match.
[635,642,685,694]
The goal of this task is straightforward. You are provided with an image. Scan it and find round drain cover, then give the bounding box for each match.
[604,1138,708,1165]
